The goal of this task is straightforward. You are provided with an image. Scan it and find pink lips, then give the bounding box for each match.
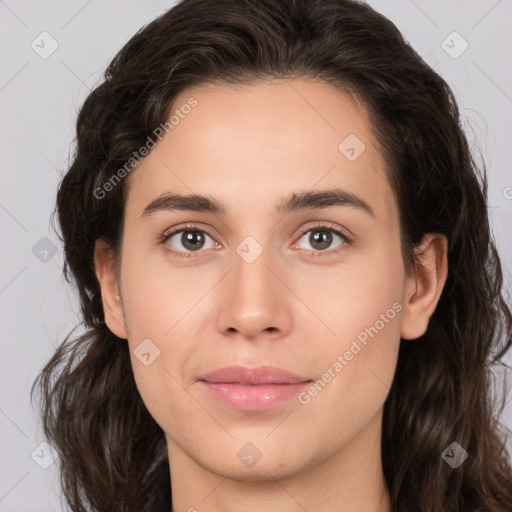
[198,365,312,410]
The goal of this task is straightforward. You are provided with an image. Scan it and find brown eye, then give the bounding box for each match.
[180,231,207,251]
[164,229,216,254]
[296,228,347,253]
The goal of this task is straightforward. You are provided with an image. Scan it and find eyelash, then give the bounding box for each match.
[158,221,352,259]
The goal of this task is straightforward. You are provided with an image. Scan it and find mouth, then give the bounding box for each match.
[198,365,313,410]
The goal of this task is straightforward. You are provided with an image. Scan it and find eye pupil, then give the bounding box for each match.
[310,230,332,250]
[182,231,205,251]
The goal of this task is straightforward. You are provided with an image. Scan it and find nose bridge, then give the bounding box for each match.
[216,235,292,339]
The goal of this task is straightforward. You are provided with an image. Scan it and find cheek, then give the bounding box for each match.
[298,240,405,401]
[294,238,405,345]
[294,274,403,440]
[118,241,212,339]
[117,247,215,429]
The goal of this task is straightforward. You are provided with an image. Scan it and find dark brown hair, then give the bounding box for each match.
[31,0,512,510]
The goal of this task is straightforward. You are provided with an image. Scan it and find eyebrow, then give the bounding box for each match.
[141,188,375,219]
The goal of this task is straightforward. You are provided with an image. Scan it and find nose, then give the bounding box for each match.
[216,242,293,341]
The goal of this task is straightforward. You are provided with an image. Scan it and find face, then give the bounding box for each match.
[95,79,446,483]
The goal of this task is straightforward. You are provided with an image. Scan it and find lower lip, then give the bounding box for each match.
[199,381,311,410]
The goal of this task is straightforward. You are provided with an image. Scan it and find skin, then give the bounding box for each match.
[94,79,448,512]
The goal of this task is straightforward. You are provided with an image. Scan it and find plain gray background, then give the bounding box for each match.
[1,1,511,510]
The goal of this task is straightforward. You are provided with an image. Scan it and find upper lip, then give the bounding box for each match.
[199,365,311,385]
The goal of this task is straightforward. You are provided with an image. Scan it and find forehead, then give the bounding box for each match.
[124,79,395,222]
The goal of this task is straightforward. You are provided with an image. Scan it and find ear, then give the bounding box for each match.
[94,238,128,339]
[401,233,448,340]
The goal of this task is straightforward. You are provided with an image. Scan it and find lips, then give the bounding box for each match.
[198,365,312,410]
[199,365,310,385]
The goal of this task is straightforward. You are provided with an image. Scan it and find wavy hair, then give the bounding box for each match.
[31,0,512,510]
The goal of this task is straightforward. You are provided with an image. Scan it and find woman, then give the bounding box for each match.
[31,0,512,510]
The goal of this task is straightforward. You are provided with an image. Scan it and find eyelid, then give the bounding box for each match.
[292,220,353,244]
[161,222,216,238]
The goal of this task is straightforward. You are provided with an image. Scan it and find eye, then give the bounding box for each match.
[293,224,349,255]
[159,221,351,259]
[160,226,218,258]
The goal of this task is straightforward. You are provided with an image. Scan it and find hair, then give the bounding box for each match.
[31,0,512,510]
